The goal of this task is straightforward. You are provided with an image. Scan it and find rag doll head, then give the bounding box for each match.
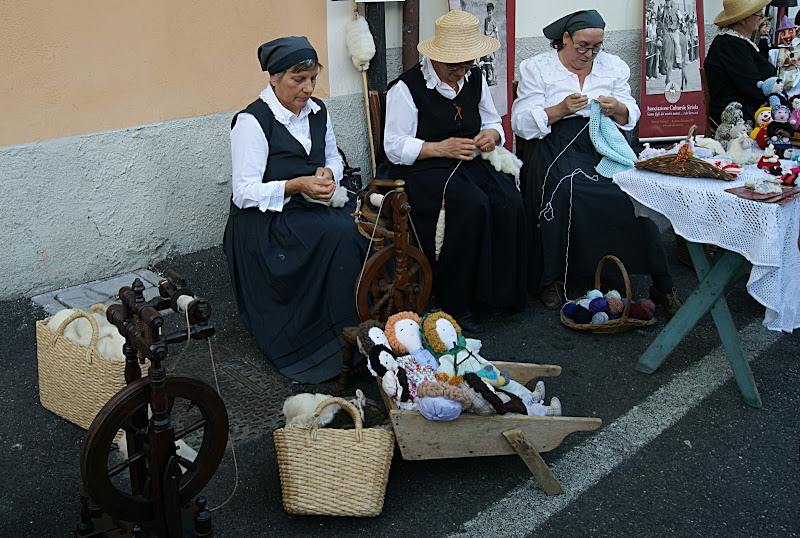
[421,311,461,355]
[356,319,390,356]
[384,311,423,354]
[367,344,411,403]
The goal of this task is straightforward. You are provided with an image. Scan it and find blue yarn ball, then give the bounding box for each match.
[608,311,621,320]
[591,312,610,324]
[562,302,577,318]
[589,297,608,314]
[586,289,603,301]
[572,305,593,325]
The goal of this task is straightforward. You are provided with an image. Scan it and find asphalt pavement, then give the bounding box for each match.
[1,235,798,537]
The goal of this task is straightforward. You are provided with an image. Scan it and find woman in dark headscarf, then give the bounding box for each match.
[511,10,682,317]
[223,36,369,383]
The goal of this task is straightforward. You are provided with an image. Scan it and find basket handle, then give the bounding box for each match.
[593,255,632,324]
[54,309,100,364]
[310,397,364,442]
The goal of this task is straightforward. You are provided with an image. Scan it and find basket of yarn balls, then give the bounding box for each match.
[560,255,657,334]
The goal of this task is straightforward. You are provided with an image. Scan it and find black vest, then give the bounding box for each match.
[389,63,483,171]
[231,97,327,183]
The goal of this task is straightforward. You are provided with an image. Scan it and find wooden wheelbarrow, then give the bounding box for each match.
[377,361,602,495]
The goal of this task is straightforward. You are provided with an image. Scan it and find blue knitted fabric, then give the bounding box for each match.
[588,100,637,177]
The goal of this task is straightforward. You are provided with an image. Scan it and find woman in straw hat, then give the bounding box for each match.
[704,0,773,126]
[384,10,527,333]
[512,9,682,318]
[223,36,369,383]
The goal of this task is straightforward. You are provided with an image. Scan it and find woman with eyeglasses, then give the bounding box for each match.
[512,9,682,318]
[704,0,773,127]
[384,10,527,333]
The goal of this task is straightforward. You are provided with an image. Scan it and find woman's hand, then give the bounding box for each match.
[473,129,501,152]
[597,95,629,124]
[419,137,476,161]
[545,93,588,126]
[285,174,335,201]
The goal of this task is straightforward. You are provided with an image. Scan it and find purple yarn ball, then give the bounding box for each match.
[608,311,621,320]
[589,297,608,314]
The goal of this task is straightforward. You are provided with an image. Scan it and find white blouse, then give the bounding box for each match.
[384,56,505,166]
[511,49,640,141]
[230,84,344,212]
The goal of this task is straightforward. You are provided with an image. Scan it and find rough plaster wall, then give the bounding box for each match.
[0,93,375,300]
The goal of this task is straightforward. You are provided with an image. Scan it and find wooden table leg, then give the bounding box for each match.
[636,245,762,407]
[503,428,565,496]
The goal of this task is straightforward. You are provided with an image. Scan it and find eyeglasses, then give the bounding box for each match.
[445,61,476,72]
[573,44,603,55]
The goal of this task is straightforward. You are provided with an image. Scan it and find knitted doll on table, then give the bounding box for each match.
[421,311,560,416]
[714,101,751,151]
[767,104,795,159]
[790,95,800,128]
[750,106,772,150]
[758,77,790,109]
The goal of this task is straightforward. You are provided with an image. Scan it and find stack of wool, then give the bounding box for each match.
[561,289,656,325]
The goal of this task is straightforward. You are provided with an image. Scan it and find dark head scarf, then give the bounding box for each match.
[257,36,318,73]
[543,10,606,40]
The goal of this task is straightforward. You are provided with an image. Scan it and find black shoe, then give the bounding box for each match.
[649,285,683,319]
[454,310,484,334]
[539,281,564,310]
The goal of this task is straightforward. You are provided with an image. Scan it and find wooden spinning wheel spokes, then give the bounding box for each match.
[356,244,431,322]
[81,375,229,524]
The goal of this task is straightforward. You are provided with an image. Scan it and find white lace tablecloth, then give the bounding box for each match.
[613,167,800,332]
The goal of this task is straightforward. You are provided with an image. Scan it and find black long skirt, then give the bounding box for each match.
[392,158,527,314]
[223,196,369,383]
[523,117,670,294]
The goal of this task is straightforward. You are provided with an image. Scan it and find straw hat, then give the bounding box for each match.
[417,10,500,63]
[713,0,771,27]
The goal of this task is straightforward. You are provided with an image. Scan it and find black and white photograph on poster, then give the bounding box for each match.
[450,0,508,115]
[644,0,701,96]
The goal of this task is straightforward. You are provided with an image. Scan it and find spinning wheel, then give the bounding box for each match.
[354,179,433,322]
[81,375,228,523]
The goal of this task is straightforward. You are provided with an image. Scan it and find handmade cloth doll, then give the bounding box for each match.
[750,106,772,150]
[714,102,750,151]
[367,344,415,410]
[416,380,471,421]
[356,319,391,356]
[767,104,795,158]
[790,96,800,127]
[384,311,438,369]
[758,77,789,109]
[420,311,547,404]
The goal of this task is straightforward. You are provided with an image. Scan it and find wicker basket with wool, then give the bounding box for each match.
[273,397,395,517]
[36,305,146,436]
[560,255,657,334]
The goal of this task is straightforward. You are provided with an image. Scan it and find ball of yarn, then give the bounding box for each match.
[628,302,653,320]
[637,298,656,316]
[608,311,621,320]
[572,305,593,324]
[577,298,591,309]
[591,311,609,324]
[589,297,608,314]
[606,297,624,314]
[605,290,622,301]
[562,302,577,317]
[586,289,603,301]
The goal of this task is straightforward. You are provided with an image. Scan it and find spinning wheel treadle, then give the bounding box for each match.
[81,375,229,523]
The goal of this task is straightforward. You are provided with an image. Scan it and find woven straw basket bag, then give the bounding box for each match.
[560,255,657,334]
[273,397,395,517]
[36,305,146,437]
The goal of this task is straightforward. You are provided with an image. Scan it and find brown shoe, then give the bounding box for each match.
[649,286,683,318]
[540,281,564,310]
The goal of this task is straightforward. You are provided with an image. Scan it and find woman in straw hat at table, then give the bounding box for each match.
[511,9,682,318]
[704,0,773,127]
[383,10,527,333]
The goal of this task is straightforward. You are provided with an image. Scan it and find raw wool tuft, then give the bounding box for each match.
[45,307,125,360]
[301,185,349,208]
[282,393,340,427]
[434,201,446,261]
[475,146,523,189]
[345,16,376,71]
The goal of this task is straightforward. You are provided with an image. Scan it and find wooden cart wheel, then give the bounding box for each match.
[81,375,229,523]
[355,244,432,321]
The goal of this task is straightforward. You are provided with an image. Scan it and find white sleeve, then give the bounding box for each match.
[611,60,640,131]
[383,81,424,165]
[324,111,344,184]
[230,113,288,212]
[510,58,552,140]
[478,74,505,146]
